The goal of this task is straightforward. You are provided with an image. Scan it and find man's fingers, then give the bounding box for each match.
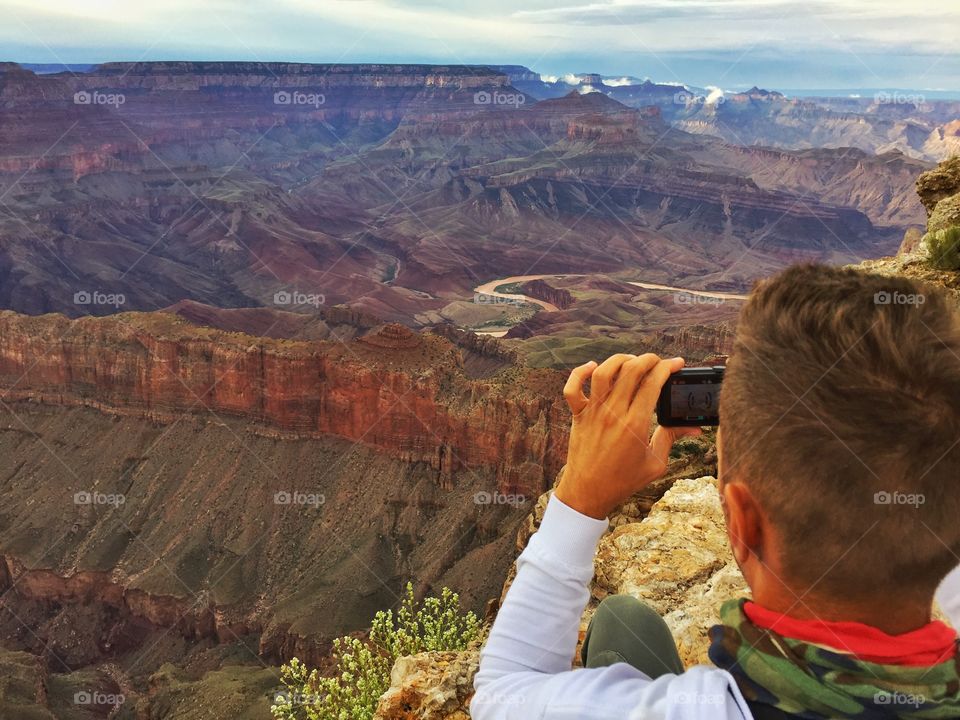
[609,353,660,411]
[631,357,685,417]
[563,361,598,414]
[590,353,637,404]
[649,425,703,471]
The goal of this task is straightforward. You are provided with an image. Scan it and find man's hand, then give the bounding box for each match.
[554,353,702,519]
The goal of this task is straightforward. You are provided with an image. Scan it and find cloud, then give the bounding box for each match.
[602,76,641,87]
[0,0,957,91]
[704,85,725,103]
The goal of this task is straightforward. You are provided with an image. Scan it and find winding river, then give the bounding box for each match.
[474,274,747,309]
[471,274,748,337]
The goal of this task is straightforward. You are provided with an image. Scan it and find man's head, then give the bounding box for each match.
[718,264,960,613]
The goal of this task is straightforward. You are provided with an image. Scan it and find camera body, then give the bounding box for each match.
[656,366,724,427]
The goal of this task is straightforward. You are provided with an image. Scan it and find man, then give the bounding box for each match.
[472,264,960,719]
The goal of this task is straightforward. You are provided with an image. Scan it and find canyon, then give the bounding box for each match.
[0,304,568,716]
[0,59,957,718]
[0,61,929,335]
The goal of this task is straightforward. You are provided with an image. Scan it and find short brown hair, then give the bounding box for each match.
[721,264,960,601]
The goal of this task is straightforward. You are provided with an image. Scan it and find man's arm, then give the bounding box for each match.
[472,493,676,720]
[472,354,715,720]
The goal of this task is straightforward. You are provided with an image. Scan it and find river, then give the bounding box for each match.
[473,274,748,308]
[470,274,747,337]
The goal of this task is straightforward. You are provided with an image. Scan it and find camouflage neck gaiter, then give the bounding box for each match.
[708,599,960,719]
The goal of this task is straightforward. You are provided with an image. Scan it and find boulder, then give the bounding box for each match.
[916,156,960,213]
[375,650,479,720]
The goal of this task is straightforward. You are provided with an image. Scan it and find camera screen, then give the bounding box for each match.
[669,380,721,420]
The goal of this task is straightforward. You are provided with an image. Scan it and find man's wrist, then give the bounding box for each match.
[554,477,612,520]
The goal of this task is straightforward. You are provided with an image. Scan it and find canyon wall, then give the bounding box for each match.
[0,310,568,496]
[0,309,569,676]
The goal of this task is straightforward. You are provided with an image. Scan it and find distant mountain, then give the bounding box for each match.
[0,61,925,326]
[17,62,97,74]
[501,65,960,162]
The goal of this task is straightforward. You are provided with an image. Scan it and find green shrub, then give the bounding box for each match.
[271,584,481,720]
[924,226,960,271]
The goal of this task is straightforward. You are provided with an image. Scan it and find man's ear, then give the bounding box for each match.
[722,480,764,567]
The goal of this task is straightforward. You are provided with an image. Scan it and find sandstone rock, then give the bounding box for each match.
[916,156,960,213]
[375,650,479,720]
[359,323,424,350]
[928,192,960,233]
[854,254,960,305]
[496,456,710,608]
[664,560,749,666]
[0,309,569,497]
[502,472,739,668]
[591,476,749,667]
[898,227,925,256]
[388,475,745,720]
[517,279,574,310]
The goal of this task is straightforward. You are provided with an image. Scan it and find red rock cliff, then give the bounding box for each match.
[0,311,569,496]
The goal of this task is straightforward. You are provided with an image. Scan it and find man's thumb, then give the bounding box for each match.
[650,425,703,467]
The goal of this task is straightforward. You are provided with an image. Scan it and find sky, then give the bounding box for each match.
[2,0,958,91]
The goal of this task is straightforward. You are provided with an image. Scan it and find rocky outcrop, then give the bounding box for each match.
[917,157,960,244]
[518,279,574,310]
[857,157,960,290]
[591,477,748,667]
[916,156,960,214]
[375,651,479,720]
[929,193,960,233]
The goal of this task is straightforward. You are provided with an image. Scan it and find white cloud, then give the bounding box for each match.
[704,85,726,104]
[0,0,956,90]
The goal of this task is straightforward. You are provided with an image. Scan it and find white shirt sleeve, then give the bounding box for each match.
[936,565,960,628]
[471,495,751,720]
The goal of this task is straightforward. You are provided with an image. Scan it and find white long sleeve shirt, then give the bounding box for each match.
[472,494,960,720]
